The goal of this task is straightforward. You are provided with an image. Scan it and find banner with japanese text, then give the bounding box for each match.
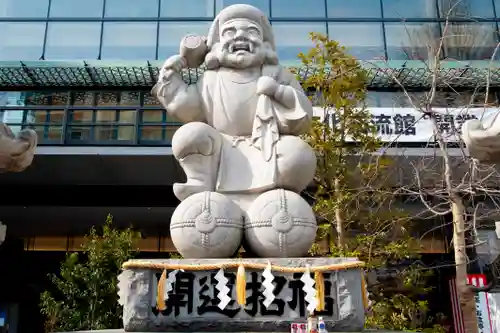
[312,107,500,143]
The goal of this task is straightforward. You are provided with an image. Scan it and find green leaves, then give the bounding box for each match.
[39,214,140,332]
[300,33,444,333]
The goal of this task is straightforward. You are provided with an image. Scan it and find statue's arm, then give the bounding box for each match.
[271,69,313,134]
[274,69,312,119]
[152,55,205,123]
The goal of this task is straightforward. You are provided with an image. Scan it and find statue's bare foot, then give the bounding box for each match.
[173,182,212,201]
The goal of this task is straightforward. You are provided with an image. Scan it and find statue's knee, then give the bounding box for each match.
[277,136,317,191]
[172,122,221,158]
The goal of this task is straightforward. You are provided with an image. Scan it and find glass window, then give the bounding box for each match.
[45,23,101,59]
[105,0,158,17]
[158,22,211,59]
[216,0,269,16]
[442,23,498,60]
[94,92,135,141]
[367,91,426,108]
[328,23,385,60]
[327,0,381,18]
[0,23,45,60]
[271,0,325,18]
[383,0,437,18]
[50,0,103,17]
[0,0,49,18]
[272,22,327,62]
[160,0,213,17]
[439,0,494,19]
[385,23,441,60]
[101,22,157,60]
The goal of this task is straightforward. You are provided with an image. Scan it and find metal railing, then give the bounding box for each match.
[2,105,182,146]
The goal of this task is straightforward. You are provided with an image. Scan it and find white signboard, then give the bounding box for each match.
[313,107,500,144]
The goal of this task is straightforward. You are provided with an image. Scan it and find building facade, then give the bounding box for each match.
[0,0,499,332]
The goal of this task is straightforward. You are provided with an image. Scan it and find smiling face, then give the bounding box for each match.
[217,19,266,69]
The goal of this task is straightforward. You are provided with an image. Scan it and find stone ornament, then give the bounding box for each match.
[244,189,317,257]
[0,123,37,173]
[462,114,500,164]
[119,258,368,332]
[153,4,317,258]
[170,191,244,258]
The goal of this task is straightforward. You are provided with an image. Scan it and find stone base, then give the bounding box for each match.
[119,258,366,332]
[54,331,407,333]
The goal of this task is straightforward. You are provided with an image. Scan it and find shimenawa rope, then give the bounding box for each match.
[121,260,367,313]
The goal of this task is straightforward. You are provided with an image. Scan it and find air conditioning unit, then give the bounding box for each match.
[0,222,6,245]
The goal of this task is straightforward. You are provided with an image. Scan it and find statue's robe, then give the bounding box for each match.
[158,65,313,193]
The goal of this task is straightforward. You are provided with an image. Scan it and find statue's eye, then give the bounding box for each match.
[247,28,260,37]
[223,28,236,38]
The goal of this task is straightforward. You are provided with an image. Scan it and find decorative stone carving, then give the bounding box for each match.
[244,189,317,257]
[170,191,244,258]
[153,4,317,258]
[462,114,500,164]
[119,258,367,332]
[0,123,37,173]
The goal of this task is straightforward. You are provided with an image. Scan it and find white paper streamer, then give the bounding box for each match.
[215,268,231,310]
[164,269,182,300]
[117,270,133,306]
[262,261,276,308]
[301,266,318,314]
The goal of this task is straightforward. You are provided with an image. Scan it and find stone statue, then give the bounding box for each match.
[0,123,37,173]
[153,4,318,258]
[462,113,500,164]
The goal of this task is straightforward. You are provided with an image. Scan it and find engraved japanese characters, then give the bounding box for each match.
[153,4,318,258]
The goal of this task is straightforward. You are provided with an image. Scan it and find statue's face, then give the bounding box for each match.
[217,19,266,69]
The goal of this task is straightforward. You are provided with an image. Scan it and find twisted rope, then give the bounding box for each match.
[122,260,365,272]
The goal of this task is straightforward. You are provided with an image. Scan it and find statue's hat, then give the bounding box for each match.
[206,4,276,50]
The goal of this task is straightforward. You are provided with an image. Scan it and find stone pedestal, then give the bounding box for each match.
[119,258,366,332]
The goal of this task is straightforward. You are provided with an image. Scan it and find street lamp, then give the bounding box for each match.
[0,222,6,246]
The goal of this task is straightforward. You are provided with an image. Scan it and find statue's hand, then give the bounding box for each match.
[159,55,187,82]
[162,55,187,72]
[257,76,279,97]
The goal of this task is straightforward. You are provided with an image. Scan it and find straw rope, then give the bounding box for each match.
[133,260,366,311]
[123,260,365,272]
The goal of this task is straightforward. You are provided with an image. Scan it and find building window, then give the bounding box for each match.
[439,0,495,19]
[104,0,159,17]
[0,0,49,18]
[101,22,158,60]
[272,22,327,62]
[271,0,325,18]
[94,92,137,141]
[327,0,382,18]
[382,0,438,19]
[216,0,269,16]
[0,22,45,61]
[385,22,441,60]
[45,22,101,60]
[160,0,214,17]
[441,22,499,60]
[158,22,211,60]
[49,0,104,17]
[328,23,385,60]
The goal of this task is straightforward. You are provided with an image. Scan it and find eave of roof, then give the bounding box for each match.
[0,59,496,90]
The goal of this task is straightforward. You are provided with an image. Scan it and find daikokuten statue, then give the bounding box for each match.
[154,4,318,258]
